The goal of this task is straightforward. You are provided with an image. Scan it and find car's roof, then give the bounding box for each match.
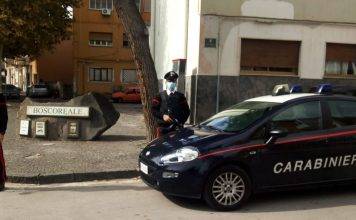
[246,93,318,103]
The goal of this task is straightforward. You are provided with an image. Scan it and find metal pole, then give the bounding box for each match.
[216,17,221,113]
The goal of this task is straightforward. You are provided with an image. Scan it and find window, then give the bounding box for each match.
[121,69,138,83]
[123,33,130,48]
[89,68,113,82]
[271,102,322,134]
[89,0,113,10]
[135,0,141,11]
[89,32,113,47]
[327,100,356,128]
[240,39,300,74]
[325,43,356,76]
[143,0,151,12]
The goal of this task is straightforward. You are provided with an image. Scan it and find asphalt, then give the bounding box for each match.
[4,179,356,219]
[3,101,147,184]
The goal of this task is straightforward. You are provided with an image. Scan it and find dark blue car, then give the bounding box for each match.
[139,85,356,210]
[2,84,21,99]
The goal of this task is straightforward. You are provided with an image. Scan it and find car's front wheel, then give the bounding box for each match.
[203,165,252,211]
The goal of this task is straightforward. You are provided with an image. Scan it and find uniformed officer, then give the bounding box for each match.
[0,92,8,191]
[152,71,190,137]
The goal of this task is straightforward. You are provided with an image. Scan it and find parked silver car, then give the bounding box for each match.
[27,84,51,98]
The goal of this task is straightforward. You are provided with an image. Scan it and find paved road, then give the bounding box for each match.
[2,179,356,220]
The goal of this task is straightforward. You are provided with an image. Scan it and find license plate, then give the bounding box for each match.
[140,162,148,175]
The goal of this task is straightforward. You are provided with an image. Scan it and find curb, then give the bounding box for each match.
[7,170,140,185]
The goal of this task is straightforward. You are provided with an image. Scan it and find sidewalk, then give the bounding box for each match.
[3,101,147,184]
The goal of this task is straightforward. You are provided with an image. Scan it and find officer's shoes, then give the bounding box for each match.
[0,182,5,191]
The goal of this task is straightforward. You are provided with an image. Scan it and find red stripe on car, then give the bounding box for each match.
[198,130,356,159]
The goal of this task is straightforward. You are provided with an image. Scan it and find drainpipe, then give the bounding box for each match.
[151,0,156,60]
[192,3,199,124]
[215,17,221,113]
[183,0,189,58]
[194,70,199,124]
[184,0,198,124]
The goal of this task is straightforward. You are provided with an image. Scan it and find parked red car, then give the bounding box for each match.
[112,87,141,103]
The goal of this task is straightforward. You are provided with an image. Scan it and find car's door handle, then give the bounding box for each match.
[249,151,257,155]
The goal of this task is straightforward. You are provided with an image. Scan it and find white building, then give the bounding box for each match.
[150,0,356,123]
[4,58,31,91]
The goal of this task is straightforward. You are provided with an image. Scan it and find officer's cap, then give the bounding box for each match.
[164,71,179,82]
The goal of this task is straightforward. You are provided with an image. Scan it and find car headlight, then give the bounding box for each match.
[161,146,199,165]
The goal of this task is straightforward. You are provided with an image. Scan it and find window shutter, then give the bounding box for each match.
[326,43,356,61]
[89,32,113,41]
[241,39,301,69]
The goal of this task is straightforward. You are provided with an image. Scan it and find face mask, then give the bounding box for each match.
[166,82,177,92]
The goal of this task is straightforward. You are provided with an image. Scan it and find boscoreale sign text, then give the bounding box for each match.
[26,106,90,118]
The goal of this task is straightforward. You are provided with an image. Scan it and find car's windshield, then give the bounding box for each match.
[200,101,279,132]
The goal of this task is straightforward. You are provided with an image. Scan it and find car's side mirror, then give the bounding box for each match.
[265,129,288,145]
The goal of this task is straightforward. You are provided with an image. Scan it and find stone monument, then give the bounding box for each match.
[18,92,120,141]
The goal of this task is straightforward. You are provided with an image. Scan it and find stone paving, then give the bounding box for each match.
[2,100,147,183]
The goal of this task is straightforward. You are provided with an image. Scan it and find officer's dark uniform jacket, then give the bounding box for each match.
[152,91,190,127]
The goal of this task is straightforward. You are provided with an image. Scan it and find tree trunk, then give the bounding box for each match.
[114,0,159,141]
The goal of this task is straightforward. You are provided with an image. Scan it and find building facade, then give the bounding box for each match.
[4,57,30,91]
[73,0,151,95]
[151,0,356,123]
[5,39,74,93]
[30,39,75,86]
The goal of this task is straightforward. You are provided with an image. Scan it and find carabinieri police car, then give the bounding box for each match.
[139,84,356,211]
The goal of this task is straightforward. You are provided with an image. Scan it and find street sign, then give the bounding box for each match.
[67,121,80,139]
[27,106,90,118]
[205,38,217,48]
[35,121,47,137]
[19,120,30,136]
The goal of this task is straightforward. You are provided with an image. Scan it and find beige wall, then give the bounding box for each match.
[35,39,74,85]
[186,0,202,77]
[75,61,137,94]
[198,15,356,80]
[201,0,356,24]
[150,0,190,79]
[73,3,133,62]
[73,0,150,95]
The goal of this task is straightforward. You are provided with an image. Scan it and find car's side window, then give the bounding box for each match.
[271,101,322,134]
[327,100,356,128]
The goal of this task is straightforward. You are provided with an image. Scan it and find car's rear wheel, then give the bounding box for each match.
[203,165,251,211]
